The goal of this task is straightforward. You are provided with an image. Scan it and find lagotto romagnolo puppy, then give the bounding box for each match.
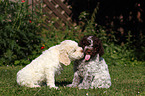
[17,40,84,89]
[67,36,111,89]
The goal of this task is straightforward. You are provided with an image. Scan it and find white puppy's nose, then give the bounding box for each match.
[81,49,84,53]
[79,47,84,54]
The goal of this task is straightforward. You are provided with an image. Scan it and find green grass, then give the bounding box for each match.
[0,64,145,96]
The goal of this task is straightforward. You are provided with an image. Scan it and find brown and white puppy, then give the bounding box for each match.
[67,36,111,89]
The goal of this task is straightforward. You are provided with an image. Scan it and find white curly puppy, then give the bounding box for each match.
[17,40,84,88]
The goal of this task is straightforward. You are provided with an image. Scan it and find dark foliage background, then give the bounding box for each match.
[67,0,145,60]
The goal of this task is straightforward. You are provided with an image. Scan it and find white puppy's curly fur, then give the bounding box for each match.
[17,40,84,88]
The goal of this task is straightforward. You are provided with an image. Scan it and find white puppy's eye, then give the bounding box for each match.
[73,49,76,52]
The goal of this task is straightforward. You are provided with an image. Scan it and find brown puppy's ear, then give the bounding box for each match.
[93,37,104,56]
[98,39,104,56]
[59,50,71,66]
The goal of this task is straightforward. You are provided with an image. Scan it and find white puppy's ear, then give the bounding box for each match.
[59,50,71,66]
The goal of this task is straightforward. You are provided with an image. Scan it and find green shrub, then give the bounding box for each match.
[0,0,43,65]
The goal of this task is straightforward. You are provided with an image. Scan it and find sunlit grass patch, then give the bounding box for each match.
[0,64,145,96]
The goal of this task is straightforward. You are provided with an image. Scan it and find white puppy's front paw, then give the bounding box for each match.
[47,84,58,89]
[32,85,41,88]
[49,86,58,89]
[54,86,59,89]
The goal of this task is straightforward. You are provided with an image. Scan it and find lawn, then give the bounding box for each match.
[0,64,145,96]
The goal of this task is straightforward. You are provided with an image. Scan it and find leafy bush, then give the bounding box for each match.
[0,0,43,65]
[103,43,140,66]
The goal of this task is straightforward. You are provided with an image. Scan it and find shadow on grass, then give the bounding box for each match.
[56,81,72,87]
[37,81,72,87]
